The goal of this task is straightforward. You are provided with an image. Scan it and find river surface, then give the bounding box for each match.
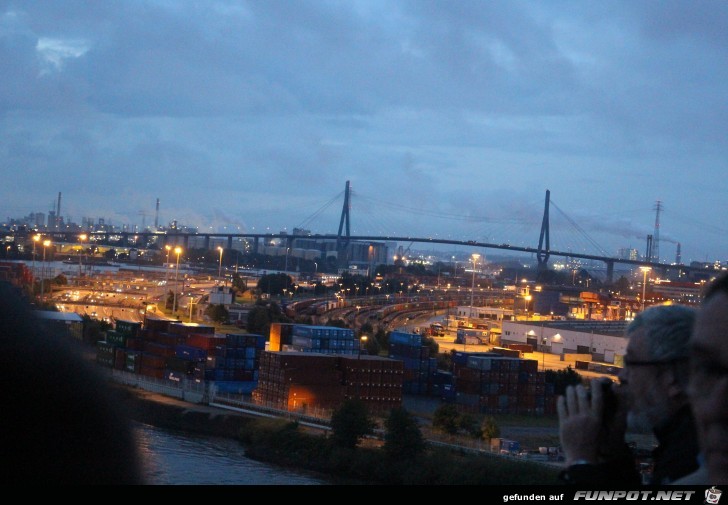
[135,423,326,485]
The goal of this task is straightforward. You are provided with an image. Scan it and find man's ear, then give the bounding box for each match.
[662,365,686,400]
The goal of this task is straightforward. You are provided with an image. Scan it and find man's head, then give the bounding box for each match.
[618,304,696,433]
[689,273,728,483]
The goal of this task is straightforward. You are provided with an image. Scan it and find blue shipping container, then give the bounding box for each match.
[175,345,207,361]
[389,331,422,347]
[214,381,258,395]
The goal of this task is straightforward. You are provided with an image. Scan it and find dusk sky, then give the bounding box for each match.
[1,1,726,264]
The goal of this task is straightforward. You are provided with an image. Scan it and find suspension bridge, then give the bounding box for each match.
[10,181,709,283]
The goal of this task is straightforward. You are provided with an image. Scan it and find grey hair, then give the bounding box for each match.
[627,305,696,387]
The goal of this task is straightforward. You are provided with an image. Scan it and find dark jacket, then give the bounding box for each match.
[559,405,699,486]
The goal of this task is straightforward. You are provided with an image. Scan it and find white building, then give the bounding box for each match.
[501,320,630,365]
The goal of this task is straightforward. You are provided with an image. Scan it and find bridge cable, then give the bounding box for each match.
[296,191,344,231]
[550,200,611,257]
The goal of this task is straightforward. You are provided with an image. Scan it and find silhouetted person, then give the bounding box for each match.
[0,282,144,484]
[675,272,728,484]
[557,304,699,485]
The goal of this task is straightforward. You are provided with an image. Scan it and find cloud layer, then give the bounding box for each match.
[1,1,726,263]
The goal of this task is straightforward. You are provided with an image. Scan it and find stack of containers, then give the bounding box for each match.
[205,333,266,395]
[430,370,454,399]
[95,320,142,370]
[387,330,437,395]
[289,325,356,355]
[451,350,556,415]
[160,323,216,383]
[254,352,344,410]
[339,355,404,413]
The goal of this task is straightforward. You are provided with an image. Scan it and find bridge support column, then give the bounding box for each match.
[227,235,233,250]
[605,260,614,285]
[254,237,260,254]
[204,236,210,250]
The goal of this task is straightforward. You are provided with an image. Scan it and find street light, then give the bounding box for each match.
[32,234,40,275]
[470,253,480,320]
[359,335,368,359]
[217,246,224,285]
[164,245,172,284]
[40,239,51,303]
[524,295,532,318]
[78,233,87,281]
[189,297,198,323]
[640,266,651,312]
[172,246,182,317]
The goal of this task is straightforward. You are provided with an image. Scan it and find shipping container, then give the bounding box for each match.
[214,381,258,395]
[116,319,142,338]
[187,333,227,350]
[144,318,171,333]
[389,331,422,347]
[169,322,215,336]
[174,344,207,362]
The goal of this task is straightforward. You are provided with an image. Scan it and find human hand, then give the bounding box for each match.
[557,382,603,466]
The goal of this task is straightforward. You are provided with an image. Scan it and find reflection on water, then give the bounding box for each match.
[135,423,325,485]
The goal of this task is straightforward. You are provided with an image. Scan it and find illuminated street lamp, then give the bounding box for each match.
[358,335,368,359]
[470,253,480,319]
[164,245,172,284]
[524,294,532,318]
[217,246,224,285]
[172,246,182,317]
[40,239,51,303]
[78,233,87,280]
[32,234,40,274]
[640,266,651,312]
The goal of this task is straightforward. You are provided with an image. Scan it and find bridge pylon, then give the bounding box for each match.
[336,180,351,268]
[537,189,551,273]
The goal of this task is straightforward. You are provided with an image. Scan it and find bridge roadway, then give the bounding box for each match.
[13,230,703,280]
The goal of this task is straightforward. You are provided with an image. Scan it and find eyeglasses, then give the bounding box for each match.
[623,356,688,367]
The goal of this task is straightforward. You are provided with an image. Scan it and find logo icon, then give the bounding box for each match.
[706,487,722,505]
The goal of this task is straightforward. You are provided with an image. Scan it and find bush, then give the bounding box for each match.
[383,407,425,460]
[330,400,375,449]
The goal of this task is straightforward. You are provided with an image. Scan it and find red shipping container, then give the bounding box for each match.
[187,333,227,350]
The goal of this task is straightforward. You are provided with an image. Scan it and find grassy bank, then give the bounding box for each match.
[239,418,562,485]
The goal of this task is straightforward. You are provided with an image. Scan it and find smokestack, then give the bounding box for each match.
[676,242,681,265]
[56,192,62,228]
[155,198,160,229]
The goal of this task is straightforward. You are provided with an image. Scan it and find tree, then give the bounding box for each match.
[330,399,375,449]
[81,315,112,344]
[432,404,460,435]
[376,327,389,349]
[360,322,374,335]
[458,413,481,438]
[383,407,425,460]
[613,275,631,295]
[422,334,439,356]
[165,289,176,311]
[246,301,291,336]
[480,416,501,442]
[204,304,229,324]
[545,365,582,395]
[364,335,381,356]
[326,319,349,328]
[52,274,68,286]
[257,273,293,296]
[231,273,248,295]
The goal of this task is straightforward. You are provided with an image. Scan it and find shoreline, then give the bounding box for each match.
[112,383,561,485]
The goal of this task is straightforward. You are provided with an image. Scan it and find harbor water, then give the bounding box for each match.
[135,423,325,485]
